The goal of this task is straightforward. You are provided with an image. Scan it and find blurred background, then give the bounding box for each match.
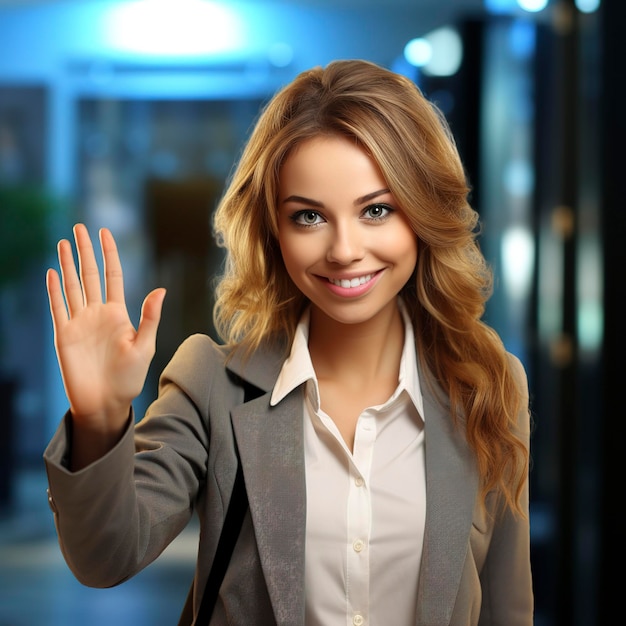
[0,0,622,624]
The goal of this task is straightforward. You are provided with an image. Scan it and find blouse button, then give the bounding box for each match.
[353,539,365,553]
[355,477,364,487]
[353,614,364,626]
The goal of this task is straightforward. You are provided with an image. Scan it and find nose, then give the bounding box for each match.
[326,222,365,265]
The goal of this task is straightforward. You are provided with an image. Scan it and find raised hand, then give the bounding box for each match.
[46,224,165,468]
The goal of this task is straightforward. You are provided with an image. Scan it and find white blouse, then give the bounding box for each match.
[271,301,426,626]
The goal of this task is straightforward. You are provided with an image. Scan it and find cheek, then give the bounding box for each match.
[380,227,418,264]
[400,231,418,256]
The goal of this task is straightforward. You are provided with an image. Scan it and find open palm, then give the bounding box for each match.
[46,224,165,432]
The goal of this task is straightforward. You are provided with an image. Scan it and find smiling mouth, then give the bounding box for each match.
[328,273,374,288]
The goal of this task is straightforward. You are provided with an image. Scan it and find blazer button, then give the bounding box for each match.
[47,488,58,514]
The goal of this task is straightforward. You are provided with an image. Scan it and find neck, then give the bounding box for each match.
[307,302,405,385]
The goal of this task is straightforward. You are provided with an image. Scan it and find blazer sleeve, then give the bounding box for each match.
[477,353,534,625]
[43,333,230,588]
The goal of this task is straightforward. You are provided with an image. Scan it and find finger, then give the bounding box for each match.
[46,268,69,333]
[58,237,85,316]
[135,288,166,355]
[74,223,103,306]
[100,227,126,306]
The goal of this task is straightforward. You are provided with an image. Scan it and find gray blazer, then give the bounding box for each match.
[44,333,533,625]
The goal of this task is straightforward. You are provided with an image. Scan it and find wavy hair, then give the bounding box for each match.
[213,59,529,516]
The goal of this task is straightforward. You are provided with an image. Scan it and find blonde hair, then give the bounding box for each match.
[213,59,529,516]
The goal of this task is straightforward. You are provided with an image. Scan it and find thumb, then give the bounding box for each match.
[135,287,166,354]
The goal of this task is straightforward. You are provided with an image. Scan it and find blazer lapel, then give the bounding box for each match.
[230,386,306,626]
[416,378,479,625]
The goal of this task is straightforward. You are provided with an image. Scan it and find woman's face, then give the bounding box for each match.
[277,134,417,328]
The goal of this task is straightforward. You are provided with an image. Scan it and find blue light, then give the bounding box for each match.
[484,0,518,14]
[404,38,432,67]
[404,28,463,77]
[103,0,244,57]
[509,19,536,60]
[576,0,600,13]
[484,0,549,13]
[517,0,549,12]
[421,27,463,77]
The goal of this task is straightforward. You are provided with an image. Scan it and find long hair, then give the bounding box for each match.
[213,59,529,516]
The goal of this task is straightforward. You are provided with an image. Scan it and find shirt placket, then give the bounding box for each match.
[346,410,376,626]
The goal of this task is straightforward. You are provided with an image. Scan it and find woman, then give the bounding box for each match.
[44,59,533,625]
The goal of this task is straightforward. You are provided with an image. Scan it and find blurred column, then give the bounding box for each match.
[551,3,579,624]
[598,0,626,622]
[533,1,584,623]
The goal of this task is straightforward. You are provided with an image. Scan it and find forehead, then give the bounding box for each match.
[279,135,387,196]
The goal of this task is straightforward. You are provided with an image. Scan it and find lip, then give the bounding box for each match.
[320,270,382,298]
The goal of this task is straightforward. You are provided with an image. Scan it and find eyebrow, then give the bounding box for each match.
[282,188,391,207]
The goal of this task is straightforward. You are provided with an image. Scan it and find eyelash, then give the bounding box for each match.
[289,203,394,228]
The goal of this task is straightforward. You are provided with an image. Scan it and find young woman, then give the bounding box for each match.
[44,59,533,625]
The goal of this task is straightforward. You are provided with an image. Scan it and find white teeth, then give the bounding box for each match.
[329,274,373,288]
